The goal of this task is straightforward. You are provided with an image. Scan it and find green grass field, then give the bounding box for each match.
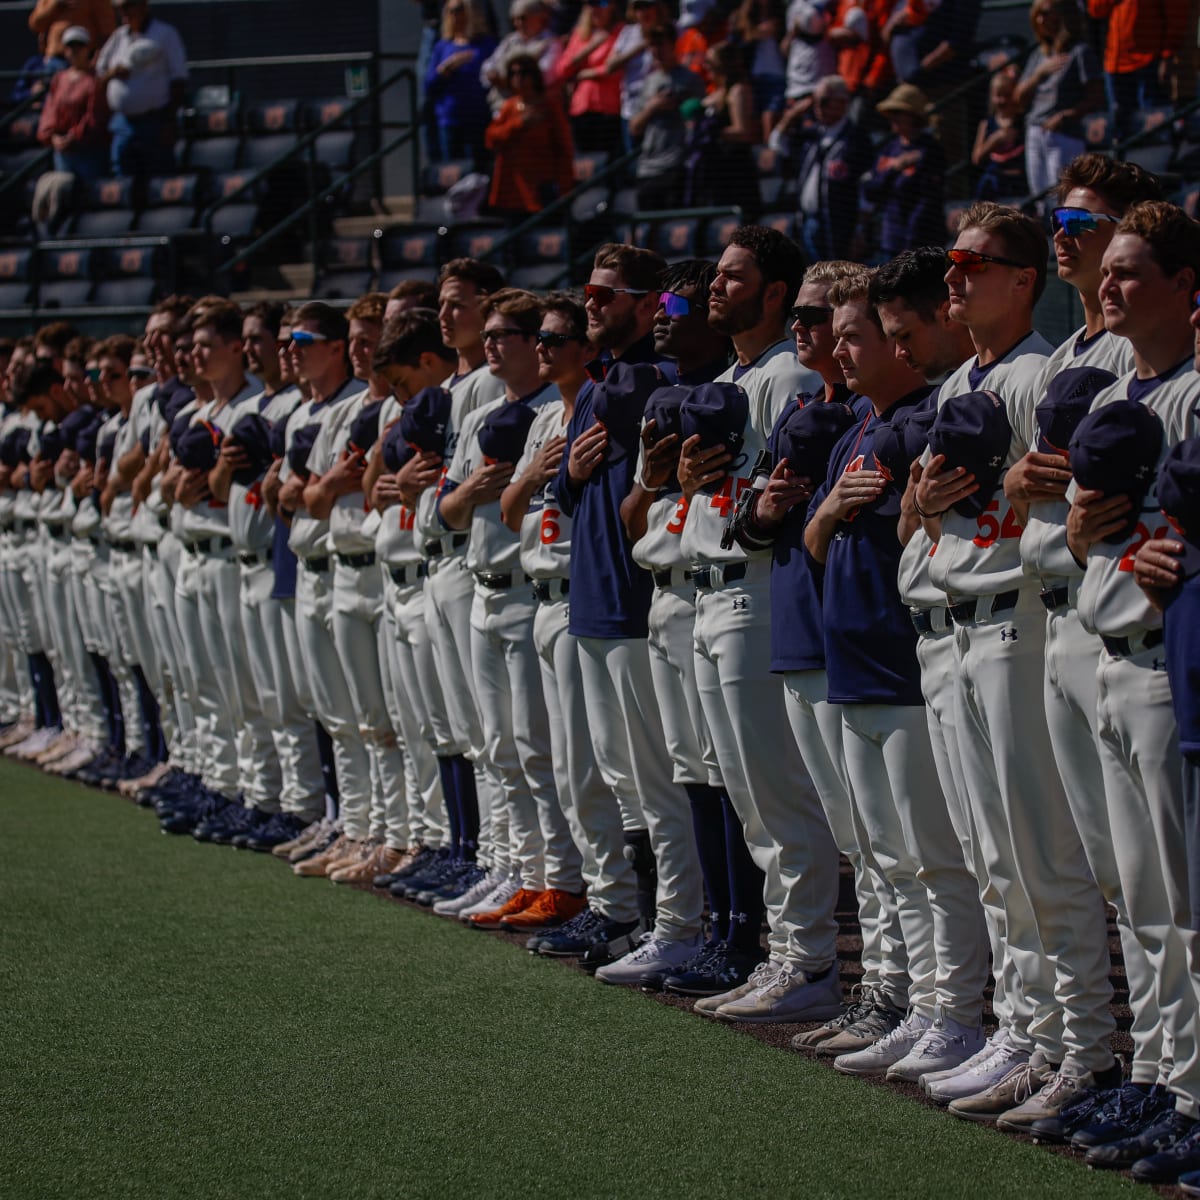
[0,757,1143,1199]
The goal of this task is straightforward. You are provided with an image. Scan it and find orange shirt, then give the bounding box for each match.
[29,0,115,59]
[1087,0,1188,75]
[485,94,576,213]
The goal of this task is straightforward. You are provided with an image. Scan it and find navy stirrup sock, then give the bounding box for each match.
[450,755,480,861]
[685,782,732,943]
[722,792,766,953]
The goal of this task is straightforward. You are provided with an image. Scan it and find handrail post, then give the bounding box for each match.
[308,138,320,291]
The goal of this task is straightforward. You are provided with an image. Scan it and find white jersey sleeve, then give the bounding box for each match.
[515,400,572,581]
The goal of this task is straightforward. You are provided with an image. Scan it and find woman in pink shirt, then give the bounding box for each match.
[554,0,624,152]
[36,25,108,180]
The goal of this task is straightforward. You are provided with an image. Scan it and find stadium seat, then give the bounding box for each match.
[640,214,704,259]
[573,151,608,184]
[93,244,164,306]
[242,99,302,172]
[378,225,443,276]
[313,236,374,299]
[703,213,742,257]
[758,211,796,239]
[414,158,475,224]
[37,246,92,308]
[0,247,32,307]
[69,176,138,237]
[137,173,202,235]
[181,103,241,174]
[1082,111,1111,151]
[446,222,506,261]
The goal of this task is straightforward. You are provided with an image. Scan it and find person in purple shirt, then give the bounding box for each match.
[425,0,498,163]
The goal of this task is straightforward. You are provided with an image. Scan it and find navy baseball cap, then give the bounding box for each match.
[348,399,384,456]
[1069,399,1163,543]
[680,381,750,462]
[175,419,224,471]
[399,387,453,457]
[168,408,193,456]
[478,401,537,464]
[871,403,936,486]
[643,384,690,445]
[227,412,274,485]
[381,420,415,473]
[927,390,1011,517]
[287,421,322,477]
[0,426,31,468]
[1159,436,1200,543]
[773,400,857,482]
[161,386,193,430]
[37,424,65,462]
[1035,366,1117,456]
[593,362,664,459]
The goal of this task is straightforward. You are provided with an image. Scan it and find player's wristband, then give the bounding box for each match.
[913,496,947,520]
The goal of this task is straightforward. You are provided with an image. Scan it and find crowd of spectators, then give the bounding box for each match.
[413,0,1194,250]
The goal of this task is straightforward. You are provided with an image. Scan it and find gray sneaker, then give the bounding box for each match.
[790,985,875,1054]
[693,960,780,1018]
[815,991,907,1057]
[833,1011,933,1077]
[715,961,842,1025]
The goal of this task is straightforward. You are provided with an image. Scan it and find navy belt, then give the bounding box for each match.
[389,564,425,586]
[46,525,69,541]
[337,550,376,569]
[1039,585,1069,613]
[239,548,272,567]
[424,533,469,558]
[158,515,170,531]
[475,570,530,590]
[108,538,138,554]
[301,555,330,573]
[948,589,1019,626]
[910,606,949,636]
[652,567,692,589]
[692,562,747,590]
[185,536,234,554]
[1101,629,1163,658]
[532,578,569,602]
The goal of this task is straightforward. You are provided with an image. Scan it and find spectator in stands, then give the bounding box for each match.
[885,0,980,95]
[631,23,705,209]
[608,0,668,149]
[776,73,872,260]
[1014,0,1103,200]
[832,0,891,106]
[675,0,726,87]
[684,40,760,213]
[554,0,625,153]
[732,0,787,136]
[480,0,562,114]
[484,53,575,215]
[782,0,837,112]
[972,67,1027,200]
[860,82,944,258]
[1086,0,1186,138]
[95,0,187,179]
[425,0,498,163]
[37,25,108,181]
[28,0,115,64]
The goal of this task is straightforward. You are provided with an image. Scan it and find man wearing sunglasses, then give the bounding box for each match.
[1064,202,1200,1184]
[438,288,584,932]
[677,225,846,1026]
[1001,154,1164,1138]
[273,303,376,879]
[914,203,1117,1125]
[547,242,690,968]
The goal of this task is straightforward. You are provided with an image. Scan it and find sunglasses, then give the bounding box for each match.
[482,327,528,342]
[1193,288,1200,311]
[946,247,1029,273]
[86,367,101,383]
[789,304,833,327]
[536,330,582,347]
[1052,207,1119,238]
[659,291,694,318]
[290,330,329,346]
[130,366,153,380]
[584,284,648,305]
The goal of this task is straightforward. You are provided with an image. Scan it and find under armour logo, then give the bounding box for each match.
[1000,627,1018,641]
[732,596,748,611]
[1152,657,1165,672]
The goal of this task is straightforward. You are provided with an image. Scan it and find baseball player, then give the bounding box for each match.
[914,203,1116,1120]
[497,290,643,939]
[540,242,698,970]
[804,273,988,1081]
[438,287,585,927]
[1003,156,1165,1137]
[622,261,769,991]
[759,259,906,1054]
[674,225,844,1025]
[1064,201,1200,1183]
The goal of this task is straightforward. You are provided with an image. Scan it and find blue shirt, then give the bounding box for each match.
[555,333,675,639]
[811,387,932,705]
[768,386,866,673]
